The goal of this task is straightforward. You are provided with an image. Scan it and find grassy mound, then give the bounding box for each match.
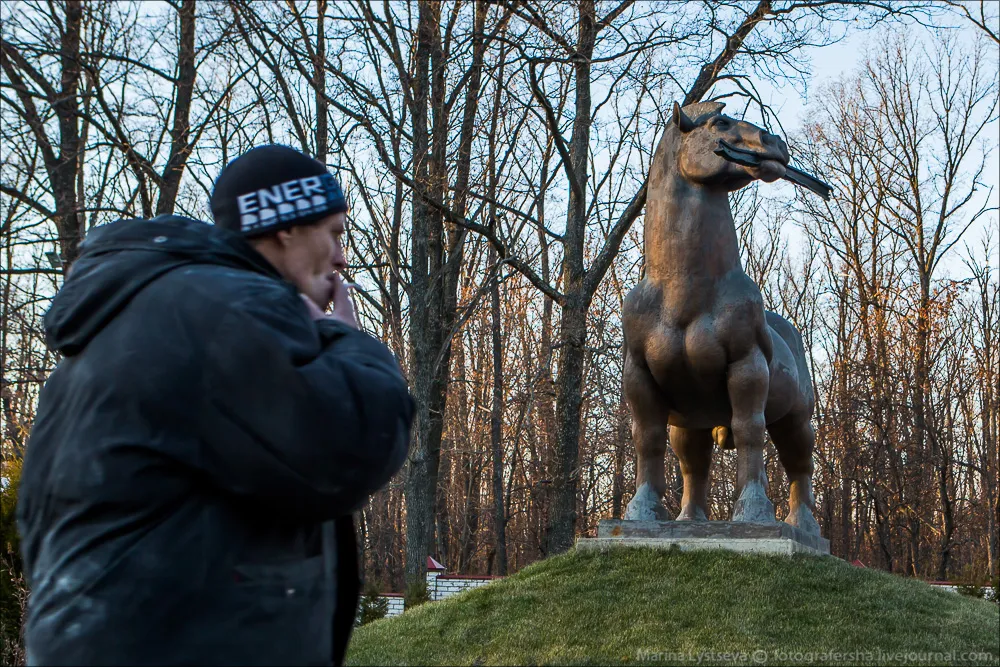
[346,547,999,666]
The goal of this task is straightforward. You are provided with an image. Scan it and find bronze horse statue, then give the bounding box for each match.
[622,101,821,535]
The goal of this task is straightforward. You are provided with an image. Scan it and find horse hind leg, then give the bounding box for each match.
[670,426,713,521]
[768,413,821,536]
[623,351,670,521]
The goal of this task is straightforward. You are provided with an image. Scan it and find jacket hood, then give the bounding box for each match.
[45,215,281,355]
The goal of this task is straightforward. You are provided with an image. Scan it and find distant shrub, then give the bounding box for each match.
[954,566,993,601]
[358,581,389,625]
[1,457,26,665]
[404,579,430,610]
[1,457,22,562]
[956,582,987,599]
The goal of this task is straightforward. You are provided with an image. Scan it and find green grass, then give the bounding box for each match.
[346,547,1000,666]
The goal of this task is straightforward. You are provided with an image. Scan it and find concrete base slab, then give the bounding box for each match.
[576,519,831,557]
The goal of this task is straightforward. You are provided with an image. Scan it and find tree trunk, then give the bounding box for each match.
[314,0,327,163]
[546,298,588,554]
[54,0,84,266]
[915,276,937,579]
[544,0,595,556]
[155,0,196,215]
[404,0,438,589]
[486,27,508,574]
[612,339,628,519]
[405,0,486,587]
[535,171,556,559]
[490,245,508,574]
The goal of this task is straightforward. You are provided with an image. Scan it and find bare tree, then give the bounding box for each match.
[1,0,86,266]
[944,0,999,44]
[797,27,998,577]
[867,33,997,579]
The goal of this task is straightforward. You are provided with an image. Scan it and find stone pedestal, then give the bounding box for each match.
[576,519,831,557]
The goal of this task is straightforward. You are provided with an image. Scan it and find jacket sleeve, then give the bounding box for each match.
[192,275,413,520]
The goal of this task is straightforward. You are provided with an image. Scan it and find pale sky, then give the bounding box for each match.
[754,20,999,274]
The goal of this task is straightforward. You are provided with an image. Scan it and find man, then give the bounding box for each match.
[16,145,412,666]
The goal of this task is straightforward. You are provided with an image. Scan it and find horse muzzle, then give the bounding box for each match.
[715,140,833,200]
[715,139,789,169]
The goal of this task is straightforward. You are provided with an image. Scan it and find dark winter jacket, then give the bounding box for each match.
[16,215,413,666]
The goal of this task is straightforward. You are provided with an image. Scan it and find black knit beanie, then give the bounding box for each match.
[210,145,348,238]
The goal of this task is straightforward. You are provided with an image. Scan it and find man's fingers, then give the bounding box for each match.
[300,293,329,321]
[329,273,359,329]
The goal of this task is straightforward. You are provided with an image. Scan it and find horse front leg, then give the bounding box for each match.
[623,351,671,521]
[727,348,776,523]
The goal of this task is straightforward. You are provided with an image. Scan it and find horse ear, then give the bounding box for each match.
[672,102,694,133]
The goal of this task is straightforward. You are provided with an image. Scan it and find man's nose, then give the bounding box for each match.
[332,244,347,272]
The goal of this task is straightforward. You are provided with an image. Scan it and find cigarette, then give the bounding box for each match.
[344,282,362,292]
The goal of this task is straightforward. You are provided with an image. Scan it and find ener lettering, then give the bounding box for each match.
[238,175,338,232]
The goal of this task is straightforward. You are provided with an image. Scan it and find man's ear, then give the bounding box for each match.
[274,227,296,248]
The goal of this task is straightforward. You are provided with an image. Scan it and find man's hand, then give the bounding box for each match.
[300,293,331,321]
[300,275,359,330]
[328,273,359,330]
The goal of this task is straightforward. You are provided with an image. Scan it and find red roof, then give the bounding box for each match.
[851,560,866,568]
[427,556,446,571]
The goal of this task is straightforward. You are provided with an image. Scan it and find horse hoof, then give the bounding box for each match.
[625,482,670,521]
[676,505,708,521]
[732,482,776,523]
[785,505,821,536]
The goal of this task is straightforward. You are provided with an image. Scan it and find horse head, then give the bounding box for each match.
[667,101,789,191]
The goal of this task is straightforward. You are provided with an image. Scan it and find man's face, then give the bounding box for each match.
[275,213,347,310]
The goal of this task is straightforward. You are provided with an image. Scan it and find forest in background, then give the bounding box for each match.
[2,4,998,643]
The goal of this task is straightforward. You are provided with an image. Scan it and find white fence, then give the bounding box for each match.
[928,582,996,601]
[360,567,994,625]
[363,559,504,621]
